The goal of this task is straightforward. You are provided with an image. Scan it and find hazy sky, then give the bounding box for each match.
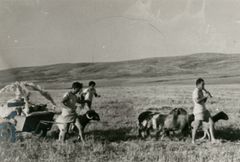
[1,0,240,70]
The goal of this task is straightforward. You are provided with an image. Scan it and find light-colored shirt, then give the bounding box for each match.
[82,87,97,101]
[192,88,206,115]
[61,92,78,116]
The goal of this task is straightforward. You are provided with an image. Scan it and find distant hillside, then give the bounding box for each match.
[0,53,240,87]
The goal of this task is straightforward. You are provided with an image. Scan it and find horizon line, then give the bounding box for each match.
[0,52,238,71]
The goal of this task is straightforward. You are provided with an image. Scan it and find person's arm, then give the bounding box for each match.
[62,93,69,107]
[193,90,208,104]
[76,92,85,103]
[94,92,100,97]
[83,88,88,94]
[92,88,100,97]
[203,89,213,98]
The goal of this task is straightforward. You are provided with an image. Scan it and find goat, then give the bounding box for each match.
[34,110,100,143]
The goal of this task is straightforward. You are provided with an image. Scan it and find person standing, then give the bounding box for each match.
[56,82,83,142]
[191,78,216,144]
[81,81,100,110]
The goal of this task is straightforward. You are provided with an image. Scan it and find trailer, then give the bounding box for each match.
[0,81,57,142]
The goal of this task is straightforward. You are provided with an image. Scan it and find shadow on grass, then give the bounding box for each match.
[85,127,138,142]
[215,127,240,141]
[74,127,240,143]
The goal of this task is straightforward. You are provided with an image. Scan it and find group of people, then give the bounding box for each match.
[56,81,100,141]
[57,77,217,143]
[0,77,217,144]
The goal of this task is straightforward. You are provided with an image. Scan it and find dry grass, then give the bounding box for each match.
[1,84,240,162]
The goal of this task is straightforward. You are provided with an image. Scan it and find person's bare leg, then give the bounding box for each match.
[192,120,201,144]
[209,118,216,143]
[58,123,69,142]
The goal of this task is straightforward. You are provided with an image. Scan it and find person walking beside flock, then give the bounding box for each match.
[56,82,83,142]
[191,78,216,144]
[81,81,100,110]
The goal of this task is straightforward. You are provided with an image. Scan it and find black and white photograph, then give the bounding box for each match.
[0,0,240,161]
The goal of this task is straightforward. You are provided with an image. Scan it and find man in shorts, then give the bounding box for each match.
[56,82,83,142]
[191,78,216,144]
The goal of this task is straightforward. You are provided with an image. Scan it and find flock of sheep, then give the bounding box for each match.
[137,107,229,142]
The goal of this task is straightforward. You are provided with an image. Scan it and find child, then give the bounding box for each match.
[81,81,100,110]
[191,78,216,144]
[56,81,83,142]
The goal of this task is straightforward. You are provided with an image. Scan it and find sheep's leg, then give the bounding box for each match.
[155,131,160,140]
[160,129,165,140]
[160,129,169,140]
[138,129,142,138]
[179,130,187,141]
[146,129,151,138]
[199,131,207,140]
[141,131,147,139]
[206,129,210,140]
[160,133,165,140]
[155,128,163,140]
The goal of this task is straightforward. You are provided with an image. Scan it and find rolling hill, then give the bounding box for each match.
[0,53,240,88]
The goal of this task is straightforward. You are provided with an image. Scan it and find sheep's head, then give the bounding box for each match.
[86,110,100,121]
[169,108,187,120]
[218,111,229,120]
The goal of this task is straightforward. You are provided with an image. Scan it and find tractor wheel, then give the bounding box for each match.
[0,122,16,142]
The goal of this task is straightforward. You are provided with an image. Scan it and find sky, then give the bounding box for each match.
[1,0,240,70]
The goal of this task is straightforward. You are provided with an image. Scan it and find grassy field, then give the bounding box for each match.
[1,83,240,162]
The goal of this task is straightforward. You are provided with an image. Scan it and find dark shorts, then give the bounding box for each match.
[194,110,211,122]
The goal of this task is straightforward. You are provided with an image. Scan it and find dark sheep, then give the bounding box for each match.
[197,111,229,140]
[34,110,100,143]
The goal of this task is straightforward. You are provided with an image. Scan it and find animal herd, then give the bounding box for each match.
[138,107,229,142]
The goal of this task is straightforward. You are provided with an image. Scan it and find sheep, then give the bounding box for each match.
[196,111,229,140]
[137,111,166,139]
[160,108,190,140]
[138,108,190,140]
[138,111,154,138]
[138,107,229,142]
[34,110,100,143]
